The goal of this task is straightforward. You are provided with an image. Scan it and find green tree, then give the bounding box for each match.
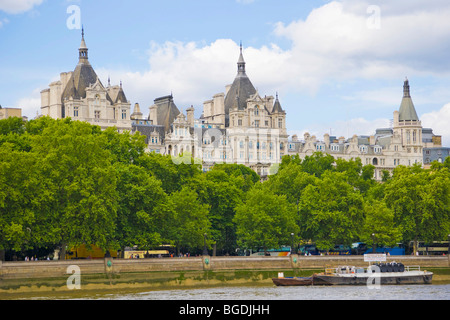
[137,153,202,194]
[114,163,173,251]
[0,117,25,135]
[384,165,450,253]
[299,171,365,250]
[0,144,41,251]
[102,127,147,164]
[30,118,118,258]
[169,187,211,254]
[335,157,376,194]
[234,185,299,254]
[300,152,335,178]
[266,161,317,205]
[361,200,402,248]
[203,169,246,255]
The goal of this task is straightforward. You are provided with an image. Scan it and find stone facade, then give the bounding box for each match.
[39,32,448,178]
[0,107,22,120]
[133,45,288,177]
[40,29,132,132]
[286,79,440,180]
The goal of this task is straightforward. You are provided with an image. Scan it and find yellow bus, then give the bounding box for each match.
[124,245,174,259]
[65,245,119,260]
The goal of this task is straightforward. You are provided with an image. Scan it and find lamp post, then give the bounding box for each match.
[372,233,376,253]
[203,233,208,256]
[448,234,450,256]
[291,233,295,255]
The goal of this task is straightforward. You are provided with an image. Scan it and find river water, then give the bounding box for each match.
[76,284,449,300]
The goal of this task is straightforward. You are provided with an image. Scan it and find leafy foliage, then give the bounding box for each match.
[1,116,449,258]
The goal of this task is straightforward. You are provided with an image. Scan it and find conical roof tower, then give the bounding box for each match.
[399,78,419,122]
[223,43,257,126]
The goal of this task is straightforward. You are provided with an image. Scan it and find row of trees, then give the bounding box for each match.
[0,116,449,259]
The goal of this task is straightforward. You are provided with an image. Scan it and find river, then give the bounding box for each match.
[66,284,449,300]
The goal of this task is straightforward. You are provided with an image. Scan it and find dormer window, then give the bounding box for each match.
[330,144,339,152]
[360,145,368,154]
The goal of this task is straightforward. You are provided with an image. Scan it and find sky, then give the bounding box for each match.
[1,0,450,146]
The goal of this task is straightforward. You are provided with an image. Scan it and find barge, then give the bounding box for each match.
[273,263,433,286]
[313,263,433,286]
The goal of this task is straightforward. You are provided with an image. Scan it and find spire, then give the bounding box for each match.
[79,26,89,63]
[399,77,419,122]
[237,41,246,75]
[403,77,410,98]
[272,92,284,114]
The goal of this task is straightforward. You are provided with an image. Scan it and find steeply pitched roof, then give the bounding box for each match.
[272,93,285,114]
[115,83,127,103]
[62,29,116,106]
[152,95,180,132]
[399,79,419,121]
[224,45,257,116]
[62,62,99,101]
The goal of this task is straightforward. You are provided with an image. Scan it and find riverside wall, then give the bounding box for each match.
[1,255,448,281]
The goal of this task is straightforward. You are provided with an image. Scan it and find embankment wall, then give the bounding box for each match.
[1,256,448,280]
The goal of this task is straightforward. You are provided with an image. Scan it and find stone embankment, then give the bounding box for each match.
[1,255,448,280]
[0,256,448,297]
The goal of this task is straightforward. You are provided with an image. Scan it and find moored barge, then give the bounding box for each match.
[273,263,433,287]
[312,263,433,286]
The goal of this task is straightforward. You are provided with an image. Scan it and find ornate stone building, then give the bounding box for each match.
[286,79,441,179]
[40,29,132,132]
[39,31,448,178]
[133,45,288,177]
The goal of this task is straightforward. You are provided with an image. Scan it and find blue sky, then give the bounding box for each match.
[1,0,450,146]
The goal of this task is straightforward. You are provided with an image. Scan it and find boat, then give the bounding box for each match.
[312,263,433,286]
[273,262,433,287]
[272,277,314,286]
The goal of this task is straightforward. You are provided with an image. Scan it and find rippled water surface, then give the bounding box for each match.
[86,284,449,300]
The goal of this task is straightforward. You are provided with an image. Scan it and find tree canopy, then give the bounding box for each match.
[1,116,449,258]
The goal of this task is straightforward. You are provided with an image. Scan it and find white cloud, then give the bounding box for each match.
[97,39,289,111]
[421,103,450,146]
[290,117,391,141]
[0,17,9,27]
[273,1,450,82]
[0,0,44,14]
[99,1,450,111]
[16,93,41,119]
[20,0,449,147]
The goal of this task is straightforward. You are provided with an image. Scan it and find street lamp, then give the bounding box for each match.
[448,234,450,256]
[203,233,208,256]
[372,233,376,253]
[291,233,295,255]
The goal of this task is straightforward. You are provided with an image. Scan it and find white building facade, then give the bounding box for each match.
[40,29,132,132]
[39,31,447,179]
